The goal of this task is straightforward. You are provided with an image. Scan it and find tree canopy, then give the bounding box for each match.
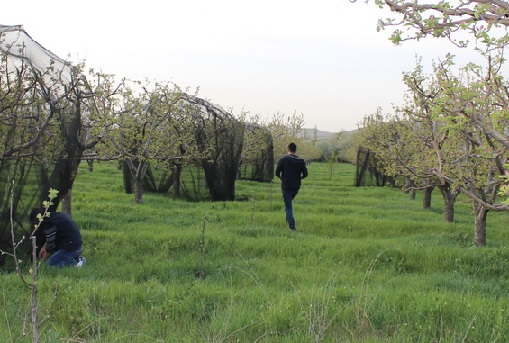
[354,0,509,245]
[377,0,509,47]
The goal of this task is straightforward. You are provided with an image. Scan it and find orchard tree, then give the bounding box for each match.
[267,111,305,160]
[1,25,118,219]
[0,27,118,267]
[294,135,322,161]
[357,101,456,218]
[319,131,356,180]
[40,65,120,214]
[100,80,196,204]
[361,54,509,244]
[239,119,274,182]
[355,0,509,245]
[1,27,116,253]
[263,111,321,162]
[378,55,509,244]
[396,58,463,221]
[428,53,509,245]
[186,95,245,201]
[356,109,411,185]
[376,0,509,47]
[318,130,356,163]
[368,0,509,152]
[0,44,61,262]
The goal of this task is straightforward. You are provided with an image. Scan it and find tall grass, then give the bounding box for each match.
[2,162,509,342]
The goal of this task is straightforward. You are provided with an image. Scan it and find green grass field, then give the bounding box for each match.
[2,162,509,342]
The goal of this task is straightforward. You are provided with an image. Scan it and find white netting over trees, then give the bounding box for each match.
[0,25,85,265]
[120,94,247,201]
[239,123,274,182]
[1,25,275,265]
[0,25,71,83]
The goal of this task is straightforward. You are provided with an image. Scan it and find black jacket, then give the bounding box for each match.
[275,153,308,192]
[37,212,83,253]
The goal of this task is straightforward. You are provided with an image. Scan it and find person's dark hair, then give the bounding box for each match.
[288,142,297,153]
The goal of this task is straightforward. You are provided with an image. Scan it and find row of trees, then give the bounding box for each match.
[0,25,323,263]
[354,0,509,246]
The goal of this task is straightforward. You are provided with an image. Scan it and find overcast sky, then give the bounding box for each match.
[2,0,481,132]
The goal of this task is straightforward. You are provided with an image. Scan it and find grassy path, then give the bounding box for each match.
[2,162,509,342]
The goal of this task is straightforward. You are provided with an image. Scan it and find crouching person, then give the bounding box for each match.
[30,208,86,267]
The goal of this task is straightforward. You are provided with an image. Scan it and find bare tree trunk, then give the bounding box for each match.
[133,177,144,204]
[409,189,416,200]
[60,190,72,215]
[438,184,455,223]
[404,177,416,200]
[86,159,94,172]
[172,164,181,196]
[125,159,149,204]
[423,186,433,209]
[134,161,149,204]
[473,203,488,246]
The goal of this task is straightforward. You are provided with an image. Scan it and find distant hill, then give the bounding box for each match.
[300,128,356,141]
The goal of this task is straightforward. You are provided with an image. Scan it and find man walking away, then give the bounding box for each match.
[275,142,308,232]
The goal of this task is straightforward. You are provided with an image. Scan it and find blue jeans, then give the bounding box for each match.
[46,246,82,267]
[283,190,297,230]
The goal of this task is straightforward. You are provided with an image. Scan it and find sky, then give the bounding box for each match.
[2,0,482,132]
